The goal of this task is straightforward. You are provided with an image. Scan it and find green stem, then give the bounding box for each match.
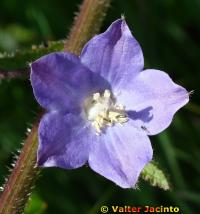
[0,0,111,213]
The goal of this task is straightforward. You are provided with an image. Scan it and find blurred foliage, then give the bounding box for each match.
[0,0,200,214]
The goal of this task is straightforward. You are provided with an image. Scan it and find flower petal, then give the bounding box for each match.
[37,112,93,169]
[80,19,144,89]
[31,52,109,113]
[88,121,152,188]
[116,69,189,135]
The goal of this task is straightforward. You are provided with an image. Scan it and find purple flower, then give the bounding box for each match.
[30,19,189,188]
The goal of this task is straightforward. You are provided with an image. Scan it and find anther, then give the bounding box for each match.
[84,89,128,134]
[104,89,111,98]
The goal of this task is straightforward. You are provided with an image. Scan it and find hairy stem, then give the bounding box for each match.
[0,69,27,80]
[65,0,111,54]
[0,123,39,214]
[0,40,64,71]
[0,0,111,213]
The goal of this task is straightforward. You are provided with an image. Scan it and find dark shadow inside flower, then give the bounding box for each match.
[127,106,153,123]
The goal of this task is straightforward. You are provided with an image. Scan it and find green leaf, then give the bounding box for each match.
[141,162,170,190]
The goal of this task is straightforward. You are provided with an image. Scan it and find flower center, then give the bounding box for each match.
[84,89,128,134]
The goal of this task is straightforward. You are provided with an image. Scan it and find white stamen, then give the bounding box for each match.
[93,93,100,101]
[84,89,128,134]
[104,89,111,98]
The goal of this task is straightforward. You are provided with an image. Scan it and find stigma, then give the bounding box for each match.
[84,89,128,134]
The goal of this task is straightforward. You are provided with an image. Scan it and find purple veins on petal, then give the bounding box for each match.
[80,19,144,90]
[116,69,189,135]
[30,52,110,114]
[38,112,93,169]
[89,120,153,188]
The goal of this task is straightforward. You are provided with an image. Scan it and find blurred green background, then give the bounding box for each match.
[0,0,200,213]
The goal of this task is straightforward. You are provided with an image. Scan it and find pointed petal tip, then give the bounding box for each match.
[36,154,47,167]
[89,122,153,189]
[37,154,58,168]
[120,14,126,20]
[81,18,144,86]
[30,60,37,73]
[113,163,151,189]
[110,18,129,32]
